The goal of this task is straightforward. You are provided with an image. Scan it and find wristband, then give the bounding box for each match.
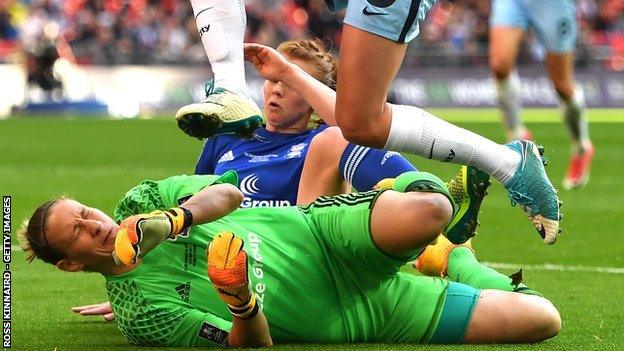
[228,294,259,320]
[164,207,194,236]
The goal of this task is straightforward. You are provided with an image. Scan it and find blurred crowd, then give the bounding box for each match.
[0,0,623,68]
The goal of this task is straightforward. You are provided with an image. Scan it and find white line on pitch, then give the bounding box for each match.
[482,262,624,274]
[426,109,624,123]
[9,245,624,274]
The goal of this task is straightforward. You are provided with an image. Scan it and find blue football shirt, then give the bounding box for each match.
[195,125,328,207]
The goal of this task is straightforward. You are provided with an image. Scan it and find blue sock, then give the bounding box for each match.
[339,143,417,191]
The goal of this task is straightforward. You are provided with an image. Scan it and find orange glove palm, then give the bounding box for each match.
[208,232,257,319]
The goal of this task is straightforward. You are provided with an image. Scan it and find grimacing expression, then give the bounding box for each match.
[262,57,316,131]
[45,199,119,270]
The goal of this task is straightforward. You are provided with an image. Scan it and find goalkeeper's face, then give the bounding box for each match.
[45,199,120,272]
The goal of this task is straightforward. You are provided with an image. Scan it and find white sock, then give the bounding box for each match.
[562,85,591,153]
[496,71,523,140]
[384,104,521,185]
[191,0,249,97]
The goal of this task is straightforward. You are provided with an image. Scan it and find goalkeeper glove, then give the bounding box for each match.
[207,232,258,319]
[112,207,193,266]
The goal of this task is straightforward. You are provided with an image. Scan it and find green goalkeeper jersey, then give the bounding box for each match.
[105,173,449,347]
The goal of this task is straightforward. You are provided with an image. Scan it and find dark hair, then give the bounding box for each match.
[18,199,67,265]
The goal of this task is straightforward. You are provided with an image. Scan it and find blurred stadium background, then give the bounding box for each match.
[1,0,623,116]
[2,0,624,350]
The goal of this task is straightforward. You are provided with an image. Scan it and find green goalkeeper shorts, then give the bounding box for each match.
[300,189,423,276]
[298,190,477,343]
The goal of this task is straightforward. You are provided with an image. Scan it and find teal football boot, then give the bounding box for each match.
[505,140,562,244]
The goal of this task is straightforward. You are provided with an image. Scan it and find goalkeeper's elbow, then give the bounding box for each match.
[228,185,244,209]
[214,183,244,211]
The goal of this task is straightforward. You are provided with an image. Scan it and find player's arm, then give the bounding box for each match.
[170,232,273,348]
[228,309,272,347]
[297,127,350,204]
[244,43,338,126]
[181,183,243,225]
[114,184,244,266]
[209,232,272,347]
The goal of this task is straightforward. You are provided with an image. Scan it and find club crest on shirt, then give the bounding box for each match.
[285,143,307,159]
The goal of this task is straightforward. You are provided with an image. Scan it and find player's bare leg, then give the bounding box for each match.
[416,236,561,343]
[464,290,561,343]
[489,26,531,141]
[545,52,576,101]
[545,52,593,189]
[337,25,520,182]
[335,25,403,148]
[371,186,453,257]
[336,25,560,243]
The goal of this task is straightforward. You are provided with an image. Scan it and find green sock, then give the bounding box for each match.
[447,247,542,296]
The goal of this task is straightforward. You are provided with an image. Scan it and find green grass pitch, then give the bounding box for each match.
[2,109,623,350]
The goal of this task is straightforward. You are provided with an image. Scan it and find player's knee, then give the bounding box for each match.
[431,193,453,230]
[339,123,386,148]
[545,309,562,339]
[412,193,453,235]
[553,83,574,101]
[490,57,513,80]
[536,301,562,340]
[524,298,562,341]
[336,108,386,148]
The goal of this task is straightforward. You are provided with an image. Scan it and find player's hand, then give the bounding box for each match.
[244,43,293,83]
[113,208,192,266]
[72,302,115,322]
[208,232,258,319]
[112,212,171,266]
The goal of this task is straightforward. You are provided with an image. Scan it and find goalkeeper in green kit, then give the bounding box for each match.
[19,170,561,347]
